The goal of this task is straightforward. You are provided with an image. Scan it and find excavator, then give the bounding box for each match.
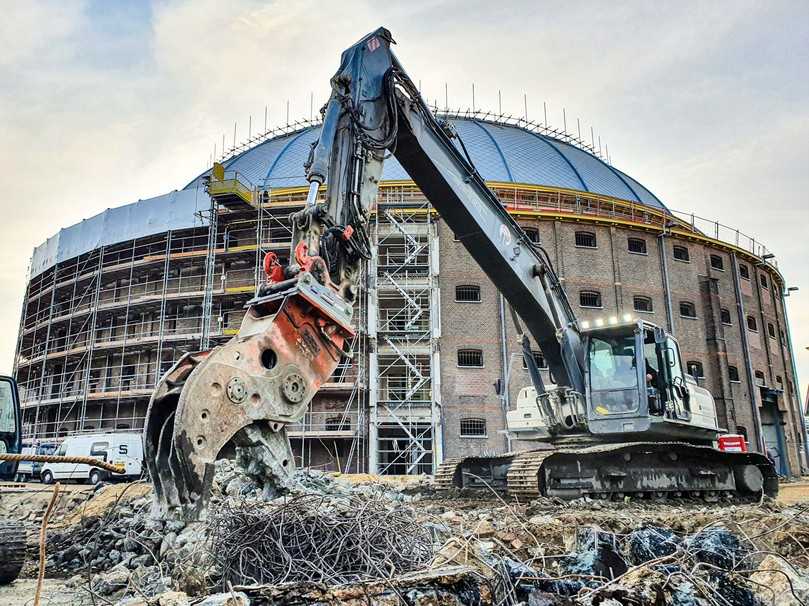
[144,27,777,519]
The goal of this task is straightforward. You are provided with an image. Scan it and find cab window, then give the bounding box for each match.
[0,380,16,434]
[55,443,67,457]
[588,333,639,414]
[589,334,638,391]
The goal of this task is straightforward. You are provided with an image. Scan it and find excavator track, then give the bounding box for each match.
[505,450,556,500]
[0,518,26,585]
[435,442,778,502]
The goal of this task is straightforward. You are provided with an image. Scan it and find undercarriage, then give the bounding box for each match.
[435,442,779,502]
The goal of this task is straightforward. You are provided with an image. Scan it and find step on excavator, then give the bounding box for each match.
[143,27,777,520]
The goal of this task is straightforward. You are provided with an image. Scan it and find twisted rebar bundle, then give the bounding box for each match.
[208,493,433,587]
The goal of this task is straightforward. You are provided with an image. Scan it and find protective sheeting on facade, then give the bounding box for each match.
[186,117,668,210]
[29,188,208,278]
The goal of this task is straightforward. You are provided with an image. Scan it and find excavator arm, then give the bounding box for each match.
[144,27,587,519]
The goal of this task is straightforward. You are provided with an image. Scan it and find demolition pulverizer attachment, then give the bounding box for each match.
[143,272,354,520]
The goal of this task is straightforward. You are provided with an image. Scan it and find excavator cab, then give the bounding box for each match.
[585,320,717,441]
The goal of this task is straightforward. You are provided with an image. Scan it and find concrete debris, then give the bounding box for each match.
[750,554,809,605]
[2,465,807,605]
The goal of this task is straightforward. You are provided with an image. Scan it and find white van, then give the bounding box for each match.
[41,432,144,485]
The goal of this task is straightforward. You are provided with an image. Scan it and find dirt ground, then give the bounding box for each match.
[1,477,808,605]
[0,578,92,606]
[776,480,809,505]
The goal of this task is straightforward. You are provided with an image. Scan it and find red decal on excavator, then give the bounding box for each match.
[263,252,285,283]
[341,225,354,241]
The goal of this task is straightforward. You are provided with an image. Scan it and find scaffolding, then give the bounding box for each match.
[13,110,796,473]
[368,191,442,474]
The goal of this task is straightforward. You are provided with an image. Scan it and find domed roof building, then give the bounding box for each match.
[15,114,805,478]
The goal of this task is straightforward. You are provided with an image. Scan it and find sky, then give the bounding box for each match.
[1,0,808,398]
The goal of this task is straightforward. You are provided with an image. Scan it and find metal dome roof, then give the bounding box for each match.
[186,116,665,210]
[30,116,668,278]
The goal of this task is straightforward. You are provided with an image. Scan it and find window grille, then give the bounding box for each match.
[522,350,547,369]
[673,245,690,262]
[580,290,602,308]
[628,238,647,254]
[679,301,697,318]
[575,231,597,248]
[633,296,653,313]
[523,227,540,244]
[687,361,704,379]
[460,418,487,437]
[457,349,483,367]
[455,284,481,302]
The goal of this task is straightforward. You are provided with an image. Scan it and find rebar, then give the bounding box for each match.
[207,494,433,587]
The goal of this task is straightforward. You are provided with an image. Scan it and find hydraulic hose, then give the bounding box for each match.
[0,453,125,475]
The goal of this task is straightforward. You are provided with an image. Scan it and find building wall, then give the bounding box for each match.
[14,186,804,476]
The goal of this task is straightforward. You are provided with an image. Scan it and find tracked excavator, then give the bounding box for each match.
[144,27,777,519]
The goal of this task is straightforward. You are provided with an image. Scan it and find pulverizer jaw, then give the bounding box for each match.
[143,273,355,520]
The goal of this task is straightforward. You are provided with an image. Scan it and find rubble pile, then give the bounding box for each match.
[25,469,809,605]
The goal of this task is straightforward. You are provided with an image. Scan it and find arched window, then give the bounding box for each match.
[720,308,732,325]
[522,350,547,369]
[633,296,653,313]
[673,245,690,262]
[687,361,704,379]
[754,370,765,385]
[457,349,483,368]
[739,264,750,280]
[628,238,647,255]
[679,301,697,318]
[575,231,597,248]
[759,274,768,289]
[710,254,724,271]
[455,284,481,302]
[579,290,602,308]
[522,227,540,244]
[460,418,487,437]
[728,366,740,382]
[747,316,758,332]
[767,322,776,339]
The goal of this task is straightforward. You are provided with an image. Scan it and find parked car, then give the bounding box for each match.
[40,432,144,485]
[14,442,57,482]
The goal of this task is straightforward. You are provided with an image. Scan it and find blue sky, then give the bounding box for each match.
[2,0,808,402]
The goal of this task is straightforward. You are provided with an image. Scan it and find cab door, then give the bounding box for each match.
[656,330,691,421]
